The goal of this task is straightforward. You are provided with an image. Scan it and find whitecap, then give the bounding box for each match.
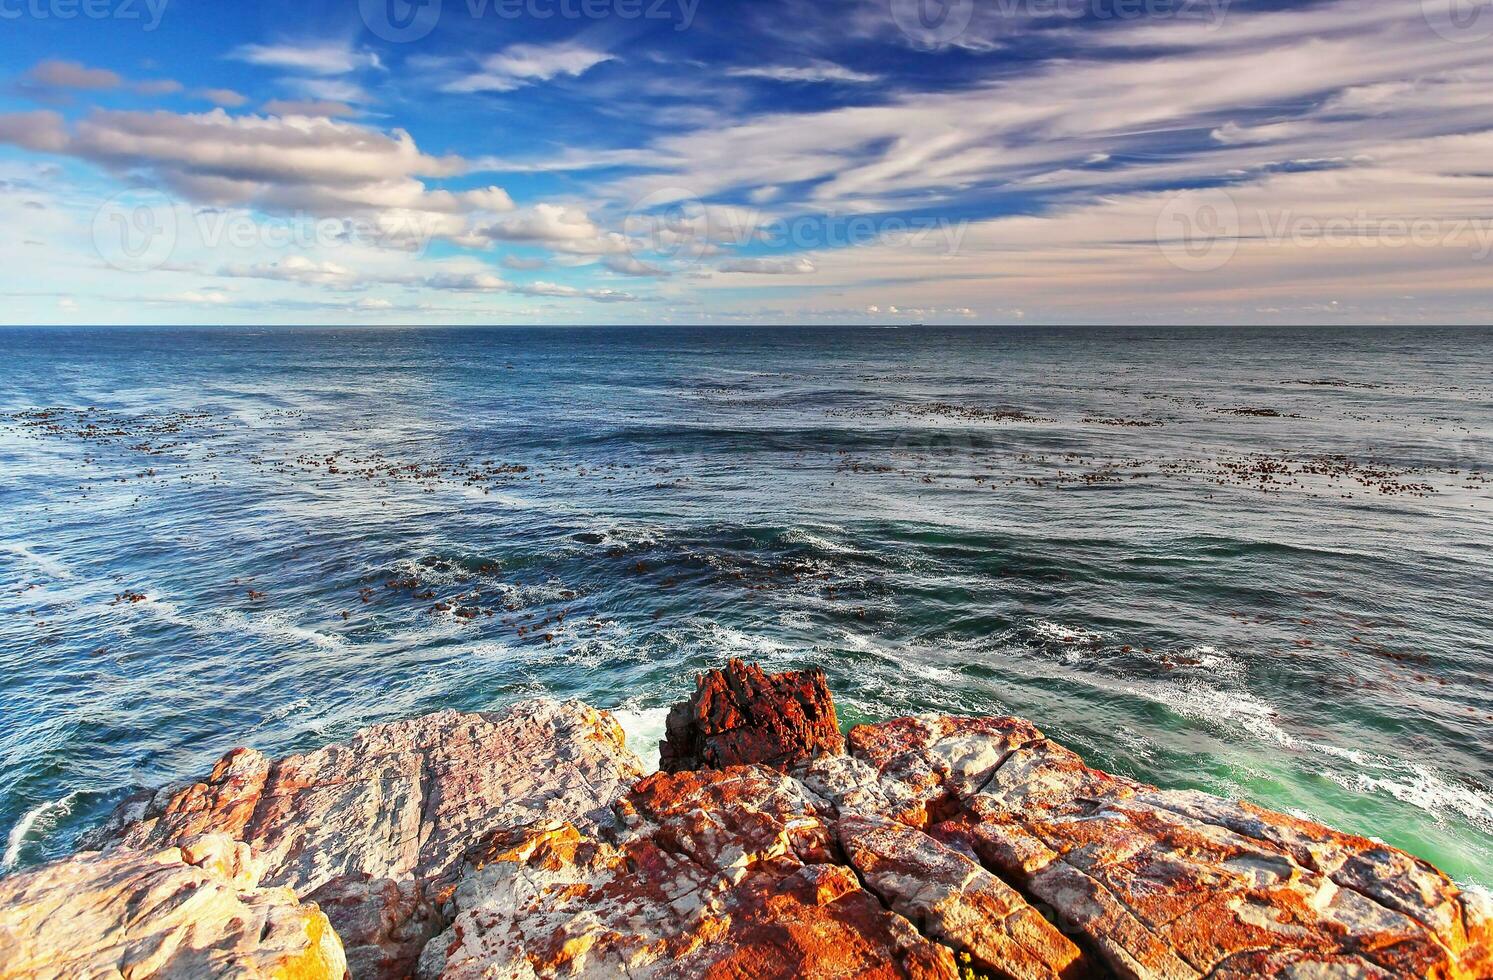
[3,791,79,871]
[1129,677,1493,833]
[1125,678,1293,746]
[778,527,861,556]
[674,621,796,660]
[612,704,670,774]
[1319,752,1493,835]
[127,597,349,654]
[1027,620,1104,646]
[0,543,74,580]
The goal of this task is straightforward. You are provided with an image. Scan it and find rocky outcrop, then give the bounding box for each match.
[660,658,845,773]
[10,665,1491,980]
[419,765,958,979]
[413,702,1493,979]
[0,834,347,979]
[829,714,1493,979]
[80,700,644,980]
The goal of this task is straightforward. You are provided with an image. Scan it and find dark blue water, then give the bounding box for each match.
[2,325,1490,887]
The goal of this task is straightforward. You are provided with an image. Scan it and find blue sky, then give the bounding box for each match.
[2,0,1492,324]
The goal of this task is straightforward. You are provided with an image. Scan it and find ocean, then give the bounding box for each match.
[1,324,1489,888]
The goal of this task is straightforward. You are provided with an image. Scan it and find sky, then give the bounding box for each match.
[1,0,1491,325]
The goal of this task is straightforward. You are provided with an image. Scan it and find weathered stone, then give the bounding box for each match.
[660,659,846,773]
[838,813,1086,980]
[41,672,1492,980]
[84,699,643,980]
[417,765,959,979]
[845,714,1493,980]
[0,834,347,980]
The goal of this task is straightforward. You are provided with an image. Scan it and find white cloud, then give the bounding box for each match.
[604,254,670,277]
[0,108,516,247]
[478,203,631,254]
[596,0,1492,218]
[514,281,640,303]
[501,255,547,270]
[0,112,68,153]
[725,63,879,84]
[24,60,121,90]
[719,256,816,274]
[486,204,600,241]
[162,289,231,305]
[134,79,183,96]
[262,99,357,118]
[201,88,249,107]
[231,43,380,76]
[443,43,613,94]
[218,256,358,287]
[287,78,373,105]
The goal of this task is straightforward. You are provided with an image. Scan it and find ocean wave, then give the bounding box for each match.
[0,543,75,580]
[3,791,79,871]
[612,704,669,773]
[1125,677,1293,746]
[670,621,797,661]
[565,522,664,550]
[126,597,349,654]
[1027,619,1104,646]
[1129,677,1493,833]
[778,527,862,556]
[1313,743,1493,835]
[1153,644,1245,679]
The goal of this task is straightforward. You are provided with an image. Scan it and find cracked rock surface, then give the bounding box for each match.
[16,667,1493,980]
[0,833,348,979]
[79,699,644,980]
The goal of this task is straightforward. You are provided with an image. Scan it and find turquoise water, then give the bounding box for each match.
[1,325,1490,887]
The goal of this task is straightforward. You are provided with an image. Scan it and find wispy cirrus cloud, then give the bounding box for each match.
[720,256,816,274]
[230,42,381,76]
[442,42,614,93]
[725,62,879,84]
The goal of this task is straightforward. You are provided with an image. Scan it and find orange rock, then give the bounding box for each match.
[660,659,846,773]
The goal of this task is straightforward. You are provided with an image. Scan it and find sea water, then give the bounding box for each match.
[0,324,1489,887]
